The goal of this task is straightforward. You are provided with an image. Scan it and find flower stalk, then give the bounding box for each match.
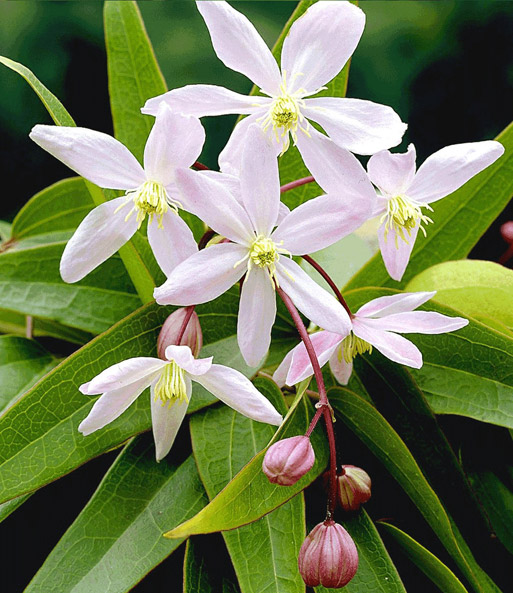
[280,175,315,194]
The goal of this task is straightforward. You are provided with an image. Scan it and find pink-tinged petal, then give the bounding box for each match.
[353,320,422,368]
[273,193,371,255]
[240,124,281,236]
[276,258,351,336]
[191,364,283,425]
[277,202,290,224]
[362,311,468,334]
[407,140,505,205]
[143,104,205,185]
[30,125,145,190]
[80,357,166,395]
[281,1,365,95]
[164,345,213,376]
[197,170,241,201]
[237,267,276,367]
[147,212,198,277]
[329,346,353,385]
[378,220,419,282]
[174,168,254,244]
[367,144,417,196]
[218,113,266,177]
[60,197,138,283]
[303,97,407,155]
[272,348,295,388]
[154,243,247,306]
[287,331,344,386]
[356,291,436,318]
[196,1,281,96]
[150,380,190,461]
[142,84,269,117]
[296,127,376,198]
[78,374,154,436]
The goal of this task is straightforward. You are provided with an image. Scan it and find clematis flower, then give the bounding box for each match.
[154,124,375,367]
[79,345,282,462]
[29,104,203,282]
[367,141,504,281]
[274,291,468,387]
[142,0,406,175]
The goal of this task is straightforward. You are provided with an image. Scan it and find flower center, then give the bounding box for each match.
[381,195,433,246]
[234,235,291,287]
[154,360,189,407]
[120,180,181,229]
[339,332,372,363]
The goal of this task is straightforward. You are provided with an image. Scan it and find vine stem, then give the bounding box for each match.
[192,161,209,171]
[301,254,352,316]
[277,287,338,519]
[280,175,315,194]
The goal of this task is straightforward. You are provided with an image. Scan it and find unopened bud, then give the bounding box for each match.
[298,520,358,588]
[501,221,513,243]
[157,308,202,359]
[338,465,371,512]
[262,435,315,486]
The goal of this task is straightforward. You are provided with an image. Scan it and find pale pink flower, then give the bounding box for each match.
[367,141,504,281]
[142,1,406,175]
[274,291,468,387]
[154,125,375,367]
[79,345,282,461]
[29,104,203,281]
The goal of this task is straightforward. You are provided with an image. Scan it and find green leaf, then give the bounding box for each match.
[315,510,406,593]
[0,221,12,241]
[25,437,208,593]
[0,55,75,126]
[0,493,32,524]
[379,522,469,593]
[0,336,56,415]
[0,289,248,505]
[165,381,328,539]
[347,121,513,290]
[184,538,215,593]
[406,260,513,330]
[329,387,500,593]
[190,377,305,593]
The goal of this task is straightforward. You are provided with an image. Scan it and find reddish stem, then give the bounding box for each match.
[176,305,196,345]
[280,176,315,194]
[198,229,216,250]
[301,254,352,316]
[499,244,513,265]
[192,161,210,171]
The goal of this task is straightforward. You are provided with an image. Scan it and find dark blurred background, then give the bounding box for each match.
[1,2,512,591]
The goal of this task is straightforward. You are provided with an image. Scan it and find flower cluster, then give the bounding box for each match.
[29,1,504,588]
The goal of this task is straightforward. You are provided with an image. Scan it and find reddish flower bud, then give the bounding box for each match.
[338,465,372,512]
[262,435,315,486]
[157,308,202,359]
[298,520,358,588]
[501,221,513,243]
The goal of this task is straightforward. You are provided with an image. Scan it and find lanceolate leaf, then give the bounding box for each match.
[191,378,305,593]
[184,538,215,593]
[26,437,208,593]
[0,493,32,524]
[346,121,513,290]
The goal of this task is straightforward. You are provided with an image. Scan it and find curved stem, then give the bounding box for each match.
[198,228,216,250]
[301,254,352,316]
[280,176,315,194]
[192,161,209,171]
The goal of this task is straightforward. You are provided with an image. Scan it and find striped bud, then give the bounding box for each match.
[157,308,202,359]
[338,465,372,512]
[262,435,315,486]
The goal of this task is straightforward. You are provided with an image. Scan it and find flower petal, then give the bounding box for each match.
[362,311,468,334]
[407,140,505,205]
[143,104,205,185]
[154,243,247,306]
[286,331,344,386]
[30,125,145,189]
[164,345,213,376]
[150,380,190,461]
[329,346,353,385]
[147,211,198,277]
[238,267,276,367]
[276,258,351,336]
[197,170,241,201]
[356,291,436,318]
[240,124,281,236]
[303,97,407,155]
[174,168,254,244]
[218,113,265,177]
[281,1,365,95]
[272,348,294,388]
[142,84,269,117]
[196,1,281,96]
[353,320,422,368]
[80,357,166,395]
[191,364,283,425]
[60,197,138,283]
[367,144,417,196]
[378,220,419,282]
[78,374,154,436]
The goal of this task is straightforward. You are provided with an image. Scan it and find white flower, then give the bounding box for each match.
[30,104,204,281]
[79,344,282,461]
[142,1,406,175]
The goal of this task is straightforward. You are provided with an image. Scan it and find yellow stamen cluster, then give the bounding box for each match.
[234,235,291,287]
[121,180,181,229]
[381,195,433,247]
[339,332,372,363]
[154,361,189,408]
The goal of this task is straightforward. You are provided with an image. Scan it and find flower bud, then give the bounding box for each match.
[501,221,513,243]
[298,520,358,588]
[262,435,315,486]
[157,308,202,359]
[337,465,372,512]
